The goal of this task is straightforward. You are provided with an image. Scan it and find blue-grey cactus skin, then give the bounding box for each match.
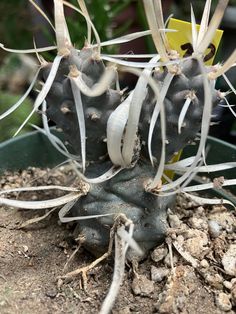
[140,59,220,163]
[40,48,121,162]
[72,161,174,256]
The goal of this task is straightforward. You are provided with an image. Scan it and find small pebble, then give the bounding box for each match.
[208,220,222,238]
[176,235,184,245]
[57,278,63,290]
[131,275,154,296]
[231,278,236,285]
[223,281,232,290]
[189,217,208,230]
[222,244,236,276]
[151,266,169,282]
[183,229,208,259]
[168,214,182,228]
[22,245,29,253]
[215,292,232,312]
[205,273,223,290]
[200,259,209,268]
[45,286,58,298]
[151,245,168,263]
[208,212,235,232]
[195,206,205,215]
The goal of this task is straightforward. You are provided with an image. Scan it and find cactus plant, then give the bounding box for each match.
[0,0,236,312]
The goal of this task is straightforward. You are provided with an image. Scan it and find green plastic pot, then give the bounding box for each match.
[0,130,65,174]
[0,130,235,204]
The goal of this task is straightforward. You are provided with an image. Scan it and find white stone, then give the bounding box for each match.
[222,244,236,276]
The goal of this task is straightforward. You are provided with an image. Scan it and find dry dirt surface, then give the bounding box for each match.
[0,167,236,314]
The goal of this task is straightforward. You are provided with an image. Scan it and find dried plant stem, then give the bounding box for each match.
[63,244,83,272]
[183,192,235,207]
[118,66,167,190]
[160,58,212,193]
[60,225,115,280]
[99,233,126,314]
[19,207,58,228]
[0,68,41,120]
[0,192,80,209]
[70,66,116,97]
[122,56,160,166]
[14,54,63,136]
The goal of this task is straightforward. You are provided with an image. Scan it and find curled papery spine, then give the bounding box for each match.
[107,56,160,168]
[69,67,86,173]
[29,0,55,32]
[77,0,92,44]
[107,92,133,167]
[196,0,229,56]
[122,56,160,166]
[63,0,102,55]
[160,57,213,194]
[196,0,212,47]
[143,0,169,62]
[14,54,63,137]
[71,65,117,97]
[54,0,72,55]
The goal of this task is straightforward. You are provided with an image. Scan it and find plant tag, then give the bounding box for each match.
[167,18,223,65]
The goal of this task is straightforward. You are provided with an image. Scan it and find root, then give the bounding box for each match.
[172,239,199,269]
[58,215,118,288]
[59,213,141,313]
[99,232,126,314]
[63,235,85,273]
[61,248,113,290]
[99,214,137,314]
[19,207,57,229]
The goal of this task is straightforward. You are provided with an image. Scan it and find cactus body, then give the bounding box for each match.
[72,161,174,256]
[41,52,222,257]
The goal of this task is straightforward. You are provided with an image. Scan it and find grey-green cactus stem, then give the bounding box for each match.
[71,161,174,257]
[140,58,221,163]
[40,48,121,162]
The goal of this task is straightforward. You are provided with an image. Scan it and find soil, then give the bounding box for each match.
[0,167,236,314]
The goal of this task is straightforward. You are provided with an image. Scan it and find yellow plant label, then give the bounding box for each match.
[167,18,223,65]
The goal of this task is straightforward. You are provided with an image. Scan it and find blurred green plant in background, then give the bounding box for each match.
[0,0,33,54]
[0,52,40,142]
[68,0,132,51]
[0,92,40,142]
[0,1,36,142]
